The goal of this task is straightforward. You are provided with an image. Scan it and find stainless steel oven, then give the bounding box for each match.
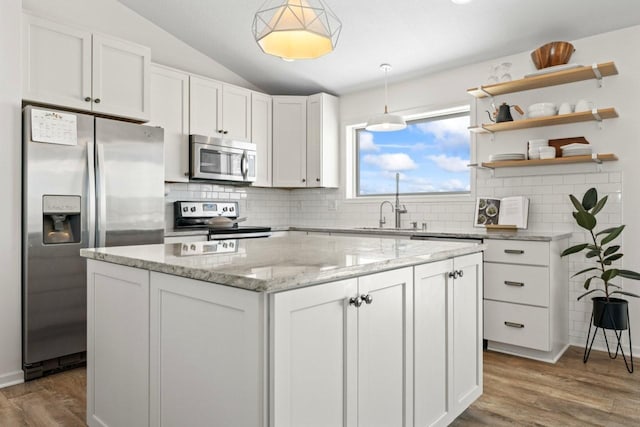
[189,135,256,184]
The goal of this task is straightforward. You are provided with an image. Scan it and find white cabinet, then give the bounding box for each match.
[189,75,222,137]
[270,267,413,427]
[252,92,273,187]
[414,252,483,427]
[189,75,252,140]
[22,14,151,122]
[483,238,569,363]
[149,64,189,182]
[272,93,339,188]
[307,93,339,187]
[272,96,307,187]
[86,260,150,427]
[149,272,264,427]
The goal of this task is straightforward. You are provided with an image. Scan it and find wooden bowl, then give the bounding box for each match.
[530,41,575,69]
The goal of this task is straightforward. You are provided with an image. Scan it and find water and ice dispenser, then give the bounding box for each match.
[42,195,81,244]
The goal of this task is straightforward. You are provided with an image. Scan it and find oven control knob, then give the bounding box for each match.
[182,207,188,212]
[190,207,196,212]
[223,207,228,212]
[230,207,234,212]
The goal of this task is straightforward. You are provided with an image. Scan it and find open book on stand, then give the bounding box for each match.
[474,196,529,229]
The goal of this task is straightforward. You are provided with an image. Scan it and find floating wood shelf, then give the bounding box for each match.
[468,108,618,134]
[480,153,618,169]
[467,62,618,98]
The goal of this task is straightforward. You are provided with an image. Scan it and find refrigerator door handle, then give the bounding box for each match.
[87,141,96,249]
[96,142,107,247]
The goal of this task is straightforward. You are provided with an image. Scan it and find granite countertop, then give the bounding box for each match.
[289,226,572,241]
[81,234,485,293]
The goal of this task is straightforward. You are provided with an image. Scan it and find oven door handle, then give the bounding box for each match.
[240,150,248,180]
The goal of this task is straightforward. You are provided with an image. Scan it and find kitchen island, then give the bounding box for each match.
[81,234,485,427]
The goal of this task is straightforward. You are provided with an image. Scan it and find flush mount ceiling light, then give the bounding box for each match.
[365,64,407,132]
[451,0,473,4]
[252,0,342,60]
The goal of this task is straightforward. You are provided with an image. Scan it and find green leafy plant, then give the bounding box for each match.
[561,187,640,301]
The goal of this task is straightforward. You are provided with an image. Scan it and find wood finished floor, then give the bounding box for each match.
[0,346,638,426]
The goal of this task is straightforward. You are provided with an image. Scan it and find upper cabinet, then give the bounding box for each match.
[307,93,339,188]
[149,64,190,182]
[189,75,252,141]
[251,92,273,187]
[273,96,307,187]
[273,93,339,188]
[22,14,151,122]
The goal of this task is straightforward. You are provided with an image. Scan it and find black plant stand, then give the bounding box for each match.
[583,303,634,373]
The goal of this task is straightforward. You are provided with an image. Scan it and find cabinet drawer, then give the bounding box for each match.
[484,263,549,307]
[484,300,550,351]
[484,239,549,266]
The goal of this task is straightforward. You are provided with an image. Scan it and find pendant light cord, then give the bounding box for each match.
[384,66,389,114]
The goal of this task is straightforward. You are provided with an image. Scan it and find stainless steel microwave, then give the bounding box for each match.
[189,135,256,184]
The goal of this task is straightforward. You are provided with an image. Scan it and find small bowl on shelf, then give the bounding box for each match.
[538,146,556,160]
[531,41,575,70]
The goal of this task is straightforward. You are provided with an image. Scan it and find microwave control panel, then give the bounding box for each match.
[175,201,238,218]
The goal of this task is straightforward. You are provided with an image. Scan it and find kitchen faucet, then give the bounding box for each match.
[394,172,407,228]
[379,201,394,228]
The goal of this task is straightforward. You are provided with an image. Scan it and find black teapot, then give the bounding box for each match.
[487,102,524,123]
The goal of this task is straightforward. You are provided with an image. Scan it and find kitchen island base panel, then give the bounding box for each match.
[486,341,571,364]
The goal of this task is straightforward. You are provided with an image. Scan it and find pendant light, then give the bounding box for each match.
[365,64,407,132]
[252,0,342,60]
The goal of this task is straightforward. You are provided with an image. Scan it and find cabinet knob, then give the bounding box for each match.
[349,296,363,308]
[457,269,464,278]
[361,294,373,305]
[316,178,320,182]
[223,130,228,135]
[302,178,306,183]
[217,130,223,133]
[84,97,92,102]
[94,98,101,104]
[184,172,190,177]
[448,271,458,279]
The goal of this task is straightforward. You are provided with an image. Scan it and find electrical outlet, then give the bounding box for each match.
[328,200,338,211]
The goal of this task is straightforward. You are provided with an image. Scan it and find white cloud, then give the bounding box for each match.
[363,153,417,171]
[427,154,469,172]
[415,115,469,147]
[439,179,470,192]
[359,132,379,151]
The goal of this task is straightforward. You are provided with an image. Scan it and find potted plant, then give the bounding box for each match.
[561,187,639,372]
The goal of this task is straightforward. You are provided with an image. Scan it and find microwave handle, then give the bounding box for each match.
[241,150,248,180]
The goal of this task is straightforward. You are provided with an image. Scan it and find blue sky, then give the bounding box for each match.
[357,114,471,195]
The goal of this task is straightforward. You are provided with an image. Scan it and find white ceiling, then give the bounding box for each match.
[118,0,640,96]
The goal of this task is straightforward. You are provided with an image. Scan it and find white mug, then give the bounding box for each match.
[558,102,573,115]
[575,99,594,113]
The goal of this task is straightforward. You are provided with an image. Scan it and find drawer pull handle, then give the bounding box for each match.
[505,321,525,329]
[504,281,525,287]
[504,249,525,254]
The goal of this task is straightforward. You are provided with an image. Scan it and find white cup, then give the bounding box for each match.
[575,99,594,113]
[558,102,573,115]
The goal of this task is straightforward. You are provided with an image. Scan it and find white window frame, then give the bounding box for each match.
[345,103,477,203]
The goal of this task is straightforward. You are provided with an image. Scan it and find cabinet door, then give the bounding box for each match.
[358,267,413,427]
[251,92,273,187]
[92,34,151,121]
[307,93,339,188]
[150,272,264,427]
[189,75,222,137]
[222,84,252,140]
[451,253,483,412]
[22,14,92,111]
[149,65,189,182]
[272,96,307,187]
[271,278,358,427]
[86,260,149,427]
[414,259,452,427]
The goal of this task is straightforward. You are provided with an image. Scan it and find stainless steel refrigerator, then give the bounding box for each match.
[22,105,164,380]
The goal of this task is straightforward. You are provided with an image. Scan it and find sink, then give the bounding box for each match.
[356,227,418,232]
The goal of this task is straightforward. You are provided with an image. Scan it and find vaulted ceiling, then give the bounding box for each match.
[118,0,640,95]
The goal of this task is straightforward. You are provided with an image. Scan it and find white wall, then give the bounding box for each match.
[291,25,640,353]
[0,0,25,388]
[22,0,261,91]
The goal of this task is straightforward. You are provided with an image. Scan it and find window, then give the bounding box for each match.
[355,108,471,197]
